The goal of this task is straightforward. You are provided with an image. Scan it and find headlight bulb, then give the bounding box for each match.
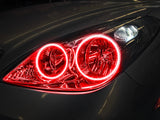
[114,25,138,42]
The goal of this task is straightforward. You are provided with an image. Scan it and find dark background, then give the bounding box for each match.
[1,0,159,13]
[0,0,82,12]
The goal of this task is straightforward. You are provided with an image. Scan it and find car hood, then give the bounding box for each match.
[0,1,159,45]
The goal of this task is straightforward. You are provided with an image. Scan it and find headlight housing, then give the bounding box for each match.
[3,15,160,94]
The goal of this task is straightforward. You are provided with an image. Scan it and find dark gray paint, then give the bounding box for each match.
[0,1,160,120]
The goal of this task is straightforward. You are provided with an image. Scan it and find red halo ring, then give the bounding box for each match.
[35,43,68,80]
[75,34,121,81]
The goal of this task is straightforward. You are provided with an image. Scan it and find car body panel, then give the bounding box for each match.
[0,1,160,120]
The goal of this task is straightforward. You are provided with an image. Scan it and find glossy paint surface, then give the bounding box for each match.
[0,1,160,120]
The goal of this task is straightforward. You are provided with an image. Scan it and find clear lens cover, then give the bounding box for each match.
[3,34,121,93]
[114,25,138,42]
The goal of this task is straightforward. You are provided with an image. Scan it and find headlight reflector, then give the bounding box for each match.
[75,34,121,81]
[35,43,68,80]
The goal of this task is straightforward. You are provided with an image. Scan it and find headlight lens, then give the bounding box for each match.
[3,34,121,93]
[2,15,160,94]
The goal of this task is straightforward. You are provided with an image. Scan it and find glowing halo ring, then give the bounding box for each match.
[35,43,68,80]
[75,34,121,81]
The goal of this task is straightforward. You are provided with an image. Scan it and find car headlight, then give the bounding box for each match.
[3,15,160,94]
